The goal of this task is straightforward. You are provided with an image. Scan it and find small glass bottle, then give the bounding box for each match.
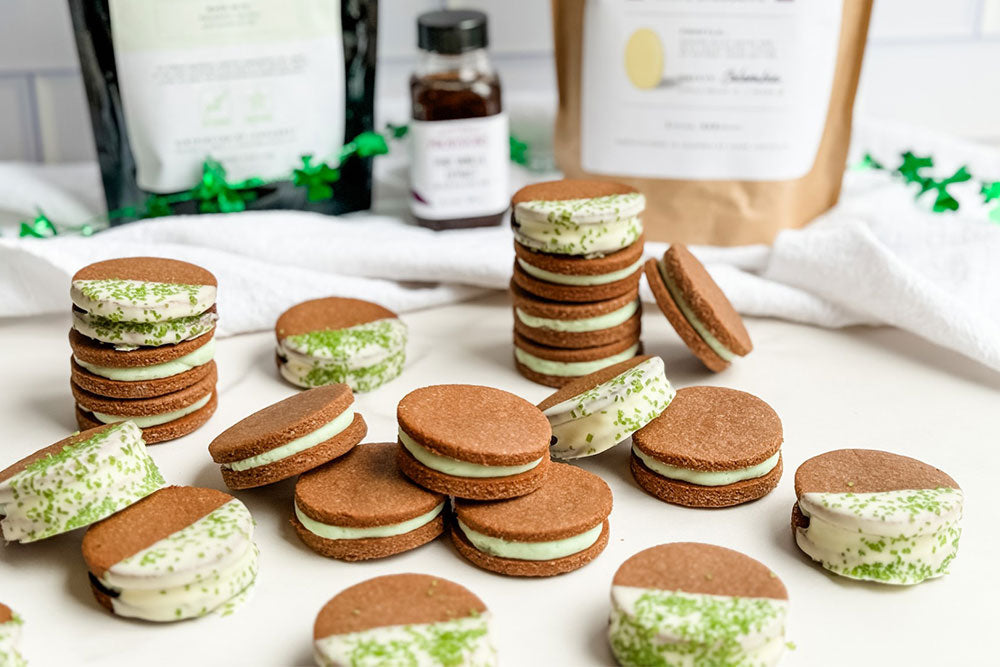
[409,10,508,230]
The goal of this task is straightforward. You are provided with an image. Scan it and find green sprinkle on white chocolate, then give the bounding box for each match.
[515,343,640,378]
[295,501,444,540]
[314,612,497,667]
[73,308,217,347]
[545,357,674,460]
[796,487,963,585]
[513,193,645,257]
[399,430,542,479]
[0,421,164,543]
[516,300,638,333]
[609,587,788,666]
[0,614,26,667]
[88,391,213,428]
[74,337,216,382]
[517,257,643,286]
[222,407,355,472]
[657,260,735,362]
[71,279,216,323]
[458,519,602,561]
[633,447,781,487]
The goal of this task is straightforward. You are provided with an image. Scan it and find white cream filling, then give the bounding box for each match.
[75,338,216,381]
[89,392,213,428]
[515,343,640,377]
[458,519,603,561]
[657,260,735,362]
[633,447,780,486]
[71,279,216,322]
[222,407,355,471]
[517,257,643,286]
[516,300,638,333]
[399,430,542,479]
[295,501,444,540]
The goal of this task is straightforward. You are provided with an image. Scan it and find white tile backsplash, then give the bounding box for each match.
[0,0,80,72]
[34,74,96,162]
[379,0,442,60]
[0,77,38,161]
[446,0,553,53]
[868,0,982,42]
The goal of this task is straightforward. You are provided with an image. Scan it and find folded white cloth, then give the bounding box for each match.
[1,118,999,372]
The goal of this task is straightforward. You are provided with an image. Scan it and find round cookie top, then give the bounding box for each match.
[276,297,398,341]
[296,442,445,527]
[397,385,550,466]
[453,463,612,542]
[633,387,781,471]
[73,257,217,287]
[659,244,752,356]
[795,449,959,497]
[514,236,645,275]
[81,485,233,577]
[0,602,11,624]
[614,542,787,600]
[69,326,215,368]
[537,355,651,412]
[512,284,638,320]
[209,384,355,463]
[512,179,637,205]
[0,424,119,484]
[314,574,488,640]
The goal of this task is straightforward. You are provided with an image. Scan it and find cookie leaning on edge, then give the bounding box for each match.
[0,422,164,543]
[511,283,641,349]
[313,574,497,666]
[209,384,366,490]
[82,485,259,622]
[609,543,789,666]
[792,449,963,585]
[292,442,446,561]
[0,602,25,666]
[644,244,752,372]
[451,463,612,577]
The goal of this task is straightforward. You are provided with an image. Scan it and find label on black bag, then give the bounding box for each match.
[109,0,345,193]
[580,0,843,181]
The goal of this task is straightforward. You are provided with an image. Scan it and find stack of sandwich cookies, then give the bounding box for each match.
[645,244,752,372]
[510,180,646,386]
[631,387,783,507]
[538,355,675,460]
[313,574,497,666]
[609,543,789,666]
[0,604,25,667]
[792,449,963,585]
[276,297,407,393]
[82,486,258,621]
[397,385,551,500]
[292,443,446,561]
[0,422,164,543]
[209,384,366,490]
[451,463,612,577]
[69,257,219,442]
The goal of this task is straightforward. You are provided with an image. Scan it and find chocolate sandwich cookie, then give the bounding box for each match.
[511,284,641,349]
[292,443,446,561]
[0,603,25,666]
[511,180,644,257]
[512,239,645,303]
[73,364,218,444]
[792,449,963,585]
[452,463,612,577]
[644,244,751,372]
[396,385,551,500]
[538,355,674,460]
[610,543,789,666]
[0,422,164,543]
[71,257,218,346]
[313,574,497,666]
[631,387,783,507]
[276,297,407,393]
[82,485,258,622]
[513,331,641,388]
[209,384,366,489]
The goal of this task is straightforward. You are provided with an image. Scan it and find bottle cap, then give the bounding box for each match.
[417,10,489,54]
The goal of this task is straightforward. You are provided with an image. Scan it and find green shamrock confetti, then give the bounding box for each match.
[293,156,341,202]
[18,211,57,238]
[918,165,971,213]
[897,151,935,184]
[509,135,530,166]
[981,181,1000,223]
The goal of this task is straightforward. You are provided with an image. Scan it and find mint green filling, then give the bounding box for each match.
[75,338,215,381]
[517,258,643,286]
[458,519,603,561]
[633,447,780,486]
[515,343,639,377]
[295,501,444,540]
[516,300,638,333]
[91,392,212,427]
[224,408,354,471]
[658,261,735,362]
[399,430,542,479]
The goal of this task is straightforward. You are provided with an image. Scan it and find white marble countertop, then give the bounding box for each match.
[1,292,996,666]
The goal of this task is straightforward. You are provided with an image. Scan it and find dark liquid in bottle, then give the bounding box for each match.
[410,71,506,230]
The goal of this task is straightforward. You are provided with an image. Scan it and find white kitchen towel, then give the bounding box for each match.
[1,118,999,371]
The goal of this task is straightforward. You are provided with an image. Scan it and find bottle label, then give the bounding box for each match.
[108,0,345,193]
[580,0,843,181]
[409,114,510,220]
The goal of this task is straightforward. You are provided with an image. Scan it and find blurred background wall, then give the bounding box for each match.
[2,0,999,163]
